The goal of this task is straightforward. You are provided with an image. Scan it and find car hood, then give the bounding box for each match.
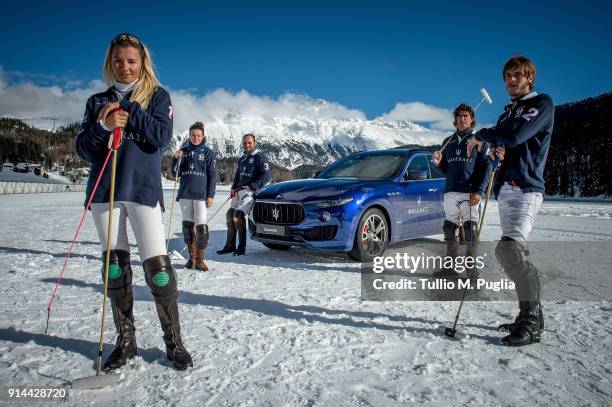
[255,178,386,201]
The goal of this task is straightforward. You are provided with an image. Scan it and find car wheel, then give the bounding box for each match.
[263,243,291,251]
[348,208,388,262]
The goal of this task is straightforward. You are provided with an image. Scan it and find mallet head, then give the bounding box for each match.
[480,88,493,104]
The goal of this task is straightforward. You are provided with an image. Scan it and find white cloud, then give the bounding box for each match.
[378,101,454,131]
[0,66,106,127]
[0,66,455,133]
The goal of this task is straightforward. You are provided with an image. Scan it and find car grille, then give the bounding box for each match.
[253,201,305,225]
[303,225,338,241]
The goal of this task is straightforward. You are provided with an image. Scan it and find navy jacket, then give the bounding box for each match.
[231,149,272,191]
[475,91,554,196]
[172,142,216,201]
[76,86,173,209]
[438,129,492,195]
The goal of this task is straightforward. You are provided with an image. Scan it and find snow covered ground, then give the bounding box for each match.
[0,191,610,406]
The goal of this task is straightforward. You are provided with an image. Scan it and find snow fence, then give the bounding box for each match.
[0,182,87,194]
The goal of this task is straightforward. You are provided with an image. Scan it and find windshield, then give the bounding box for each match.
[318,153,407,179]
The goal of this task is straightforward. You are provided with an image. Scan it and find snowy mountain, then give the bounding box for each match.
[172,105,448,170]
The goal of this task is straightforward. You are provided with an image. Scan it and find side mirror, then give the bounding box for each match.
[313,170,321,178]
[406,169,428,181]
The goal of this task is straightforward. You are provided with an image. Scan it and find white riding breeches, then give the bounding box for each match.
[497,183,543,243]
[90,201,167,261]
[179,199,208,225]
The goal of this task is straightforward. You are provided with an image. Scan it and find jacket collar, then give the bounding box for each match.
[104,86,133,102]
[519,91,539,100]
[187,142,207,150]
[453,128,475,143]
[507,91,539,110]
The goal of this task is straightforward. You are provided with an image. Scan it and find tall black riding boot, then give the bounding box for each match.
[102,250,137,371]
[501,301,542,346]
[194,224,209,271]
[155,300,193,370]
[182,220,195,268]
[495,238,544,344]
[435,220,460,276]
[143,255,193,370]
[498,261,545,333]
[234,210,247,255]
[217,208,237,254]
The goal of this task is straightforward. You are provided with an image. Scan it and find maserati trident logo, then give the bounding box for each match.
[456,149,462,156]
[272,206,280,221]
[406,194,429,215]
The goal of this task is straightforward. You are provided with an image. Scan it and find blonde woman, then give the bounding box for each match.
[76,33,192,370]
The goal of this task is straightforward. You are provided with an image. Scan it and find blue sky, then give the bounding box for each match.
[0,0,610,127]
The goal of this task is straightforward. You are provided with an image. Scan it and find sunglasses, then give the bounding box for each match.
[111,33,144,49]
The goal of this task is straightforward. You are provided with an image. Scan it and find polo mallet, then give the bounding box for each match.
[438,153,501,341]
[437,88,493,154]
[166,156,183,259]
[474,87,493,111]
[71,114,124,390]
[209,195,232,223]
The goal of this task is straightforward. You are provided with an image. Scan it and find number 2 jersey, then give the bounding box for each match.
[475,91,554,197]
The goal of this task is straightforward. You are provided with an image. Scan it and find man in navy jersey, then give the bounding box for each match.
[217,134,271,256]
[433,104,491,279]
[467,55,554,346]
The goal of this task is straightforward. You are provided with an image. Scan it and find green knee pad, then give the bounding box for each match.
[101,250,132,299]
[143,255,178,305]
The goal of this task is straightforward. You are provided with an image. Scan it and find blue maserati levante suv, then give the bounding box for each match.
[249,149,445,261]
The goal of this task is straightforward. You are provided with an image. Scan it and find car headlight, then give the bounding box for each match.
[309,197,354,208]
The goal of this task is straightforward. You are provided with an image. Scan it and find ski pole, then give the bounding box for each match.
[45,147,114,334]
[96,123,122,376]
[166,155,182,252]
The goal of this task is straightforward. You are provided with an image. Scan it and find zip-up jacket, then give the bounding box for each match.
[231,149,272,191]
[172,142,216,201]
[438,129,492,195]
[76,86,173,209]
[475,91,554,196]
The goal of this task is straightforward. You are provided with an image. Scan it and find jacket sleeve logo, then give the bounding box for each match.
[521,107,539,122]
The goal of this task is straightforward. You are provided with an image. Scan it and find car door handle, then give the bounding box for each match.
[428,188,438,192]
